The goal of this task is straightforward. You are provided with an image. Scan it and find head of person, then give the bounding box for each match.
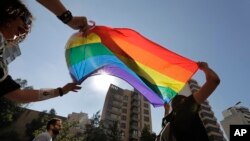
[46,118,62,136]
[170,95,187,111]
[0,0,33,45]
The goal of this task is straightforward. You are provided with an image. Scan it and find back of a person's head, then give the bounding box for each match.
[171,95,187,110]
[46,118,61,130]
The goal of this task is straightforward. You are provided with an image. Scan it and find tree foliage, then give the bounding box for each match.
[54,120,83,141]
[140,125,156,141]
[26,109,56,140]
[0,97,23,128]
[0,130,22,141]
[83,111,107,141]
[0,78,31,129]
[32,109,87,141]
[0,78,32,140]
[106,120,122,141]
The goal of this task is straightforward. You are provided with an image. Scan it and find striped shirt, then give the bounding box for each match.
[0,32,20,96]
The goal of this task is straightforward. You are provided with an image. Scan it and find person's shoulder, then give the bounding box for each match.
[0,32,6,49]
[186,95,198,104]
[39,132,51,137]
[0,32,3,39]
[33,132,52,141]
[0,32,5,43]
[0,75,21,95]
[185,95,200,112]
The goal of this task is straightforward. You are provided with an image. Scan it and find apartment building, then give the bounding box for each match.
[221,105,250,138]
[101,84,152,141]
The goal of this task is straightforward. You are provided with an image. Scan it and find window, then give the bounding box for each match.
[124,95,128,100]
[121,131,125,137]
[123,102,128,107]
[111,114,119,119]
[121,115,126,120]
[121,123,126,128]
[144,116,149,122]
[122,109,127,113]
[144,109,149,115]
[107,112,111,117]
[131,121,138,126]
[112,107,120,112]
[144,103,149,108]
[144,124,151,130]
[132,130,138,136]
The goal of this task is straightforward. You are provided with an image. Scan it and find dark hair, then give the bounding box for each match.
[46,118,61,130]
[0,0,33,44]
[171,95,187,110]
[0,0,32,26]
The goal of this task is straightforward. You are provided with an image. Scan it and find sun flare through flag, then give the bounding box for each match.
[65,26,198,107]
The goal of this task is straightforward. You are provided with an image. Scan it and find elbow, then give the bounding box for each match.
[212,77,220,86]
[207,76,220,86]
[215,77,220,85]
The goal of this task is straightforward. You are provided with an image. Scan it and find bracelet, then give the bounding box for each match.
[57,10,73,24]
[57,87,64,97]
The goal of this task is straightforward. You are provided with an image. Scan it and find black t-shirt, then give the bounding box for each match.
[170,95,209,141]
[0,32,20,96]
[0,75,20,97]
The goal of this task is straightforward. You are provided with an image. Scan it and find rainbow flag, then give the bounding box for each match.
[65,26,198,107]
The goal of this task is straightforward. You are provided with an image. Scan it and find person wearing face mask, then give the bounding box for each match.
[0,0,81,103]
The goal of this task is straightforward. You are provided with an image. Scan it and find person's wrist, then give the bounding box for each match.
[57,87,64,97]
[57,10,73,24]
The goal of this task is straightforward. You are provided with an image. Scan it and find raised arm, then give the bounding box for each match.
[4,82,81,103]
[36,0,89,32]
[193,62,220,104]
[36,0,67,16]
[164,103,171,116]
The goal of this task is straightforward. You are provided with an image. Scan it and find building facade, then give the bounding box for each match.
[183,79,226,141]
[101,84,152,141]
[0,108,66,141]
[220,105,250,138]
[67,112,90,136]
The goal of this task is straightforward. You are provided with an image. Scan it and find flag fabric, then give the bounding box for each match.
[65,26,198,107]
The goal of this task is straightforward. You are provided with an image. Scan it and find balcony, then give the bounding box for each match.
[131,108,139,114]
[130,115,138,121]
[131,101,139,107]
[112,101,122,108]
[108,109,120,116]
[131,93,139,101]
[129,134,139,140]
[130,124,139,130]
[112,95,123,102]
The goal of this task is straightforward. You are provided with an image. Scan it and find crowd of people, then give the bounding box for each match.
[0,0,221,141]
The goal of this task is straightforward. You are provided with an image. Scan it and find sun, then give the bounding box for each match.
[91,74,116,92]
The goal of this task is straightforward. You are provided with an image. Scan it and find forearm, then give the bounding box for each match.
[193,64,220,104]
[204,67,220,84]
[36,0,67,16]
[4,88,62,103]
[164,103,170,116]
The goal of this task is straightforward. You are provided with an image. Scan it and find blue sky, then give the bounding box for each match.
[9,0,250,134]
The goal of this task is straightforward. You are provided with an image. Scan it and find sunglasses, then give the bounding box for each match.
[6,7,32,26]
